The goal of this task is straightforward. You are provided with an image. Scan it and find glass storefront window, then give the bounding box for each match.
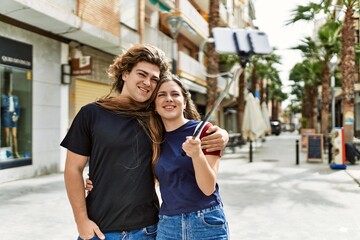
[0,65,32,169]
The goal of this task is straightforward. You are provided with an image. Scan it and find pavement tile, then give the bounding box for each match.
[1,132,360,239]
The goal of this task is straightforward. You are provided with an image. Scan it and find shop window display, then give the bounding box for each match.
[0,67,32,169]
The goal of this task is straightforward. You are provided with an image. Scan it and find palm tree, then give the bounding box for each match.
[339,0,357,142]
[255,52,282,104]
[289,20,340,138]
[291,37,322,129]
[237,68,246,133]
[287,0,358,142]
[290,59,322,129]
[236,51,280,132]
[268,79,287,121]
[288,82,304,119]
[206,0,220,123]
[317,19,341,137]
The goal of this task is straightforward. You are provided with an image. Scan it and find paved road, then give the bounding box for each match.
[1,132,360,239]
[220,132,360,240]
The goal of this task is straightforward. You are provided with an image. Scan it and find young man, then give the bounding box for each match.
[61,44,228,240]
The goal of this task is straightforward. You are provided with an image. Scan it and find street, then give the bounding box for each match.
[220,132,360,239]
[1,132,360,239]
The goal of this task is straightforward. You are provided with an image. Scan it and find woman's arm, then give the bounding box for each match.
[182,137,220,196]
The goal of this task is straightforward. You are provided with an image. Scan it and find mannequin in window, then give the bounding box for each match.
[1,76,20,158]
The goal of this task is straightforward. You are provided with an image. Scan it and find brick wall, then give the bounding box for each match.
[77,0,120,36]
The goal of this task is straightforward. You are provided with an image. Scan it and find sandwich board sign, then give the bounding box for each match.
[307,134,323,162]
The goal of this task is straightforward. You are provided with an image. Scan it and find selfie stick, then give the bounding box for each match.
[189,36,244,140]
[191,28,271,139]
[181,67,241,156]
[192,67,242,139]
[182,28,271,155]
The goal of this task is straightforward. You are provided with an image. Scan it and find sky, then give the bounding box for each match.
[253,0,314,106]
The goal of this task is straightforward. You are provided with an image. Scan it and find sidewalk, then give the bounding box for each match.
[0,173,77,239]
[220,132,360,240]
[1,132,360,239]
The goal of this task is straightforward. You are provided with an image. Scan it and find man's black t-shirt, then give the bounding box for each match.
[61,103,159,232]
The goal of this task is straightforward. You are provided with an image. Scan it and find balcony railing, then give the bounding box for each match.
[144,23,172,58]
[178,51,205,81]
[178,0,208,39]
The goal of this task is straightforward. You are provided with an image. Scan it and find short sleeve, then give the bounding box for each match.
[60,105,92,156]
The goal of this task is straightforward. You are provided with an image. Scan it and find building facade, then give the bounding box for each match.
[0,0,253,183]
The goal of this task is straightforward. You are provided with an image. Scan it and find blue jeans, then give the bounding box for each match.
[157,204,229,240]
[77,224,157,240]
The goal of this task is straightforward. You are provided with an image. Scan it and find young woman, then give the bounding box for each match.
[150,75,229,240]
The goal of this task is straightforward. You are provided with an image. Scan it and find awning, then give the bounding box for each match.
[181,78,207,94]
[149,0,170,12]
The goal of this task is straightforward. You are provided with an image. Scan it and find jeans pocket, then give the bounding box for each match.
[202,209,226,226]
[144,223,157,235]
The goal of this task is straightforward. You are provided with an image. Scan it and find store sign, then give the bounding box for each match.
[0,36,32,69]
[71,56,92,76]
[344,111,354,125]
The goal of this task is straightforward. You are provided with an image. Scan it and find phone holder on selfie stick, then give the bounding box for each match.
[182,28,271,156]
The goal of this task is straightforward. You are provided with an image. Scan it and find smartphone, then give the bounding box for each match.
[247,31,272,55]
[212,27,237,54]
[211,27,271,55]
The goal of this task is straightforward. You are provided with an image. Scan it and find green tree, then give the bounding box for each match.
[287,0,358,142]
[255,52,282,104]
[237,51,280,131]
[206,0,220,124]
[289,59,322,129]
[268,79,287,120]
[317,20,341,136]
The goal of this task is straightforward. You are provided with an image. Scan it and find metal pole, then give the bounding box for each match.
[166,15,182,74]
[328,141,332,164]
[172,39,177,74]
[296,140,299,165]
[331,75,335,129]
[249,140,253,163]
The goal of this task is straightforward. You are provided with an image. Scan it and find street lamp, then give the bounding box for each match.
[166,15,183,74]
[330,55,338,130]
